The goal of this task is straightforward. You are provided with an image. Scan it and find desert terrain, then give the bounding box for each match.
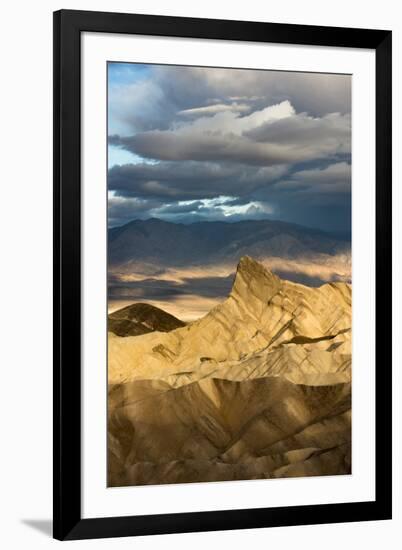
[108,256,351,486]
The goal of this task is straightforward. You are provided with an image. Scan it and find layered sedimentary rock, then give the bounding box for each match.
[108,256,351,487]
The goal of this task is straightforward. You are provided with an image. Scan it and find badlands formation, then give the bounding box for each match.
[108,256,351,487]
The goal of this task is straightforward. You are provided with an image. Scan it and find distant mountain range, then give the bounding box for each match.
[108,257,351,486]
[108,218,351,319]
[109,217,350,270]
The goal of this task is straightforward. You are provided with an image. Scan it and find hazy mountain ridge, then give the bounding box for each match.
[108,256,351,486]
[109,217,350,269]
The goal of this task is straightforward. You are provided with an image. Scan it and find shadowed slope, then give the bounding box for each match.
[108,376,351,486]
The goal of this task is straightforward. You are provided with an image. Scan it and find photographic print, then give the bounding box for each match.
[54,12,392,539]
[107,63,352,488]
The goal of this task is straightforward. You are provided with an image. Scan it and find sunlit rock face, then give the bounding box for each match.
[108,256,351,487]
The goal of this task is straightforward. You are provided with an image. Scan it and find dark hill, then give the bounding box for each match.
[108,302,185,337]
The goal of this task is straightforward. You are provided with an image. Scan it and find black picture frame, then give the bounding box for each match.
[53,9,392,541]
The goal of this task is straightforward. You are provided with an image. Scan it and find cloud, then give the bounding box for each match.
[178,102,251,117]
[108,195,276,225]
[111,101,350,166]
[275,162,351,194]
[108,160,288,200]
[246,112,350,148]
[107,159,351,230]
[108,65,351,136]
[108,65,221,135]
[196,67,351,117]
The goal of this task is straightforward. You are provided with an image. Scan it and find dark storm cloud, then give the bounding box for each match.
[252,162,351,232]
[274,162,351,193]
[108,161,288,200]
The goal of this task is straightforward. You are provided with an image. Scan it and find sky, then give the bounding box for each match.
[108,63,351,233]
